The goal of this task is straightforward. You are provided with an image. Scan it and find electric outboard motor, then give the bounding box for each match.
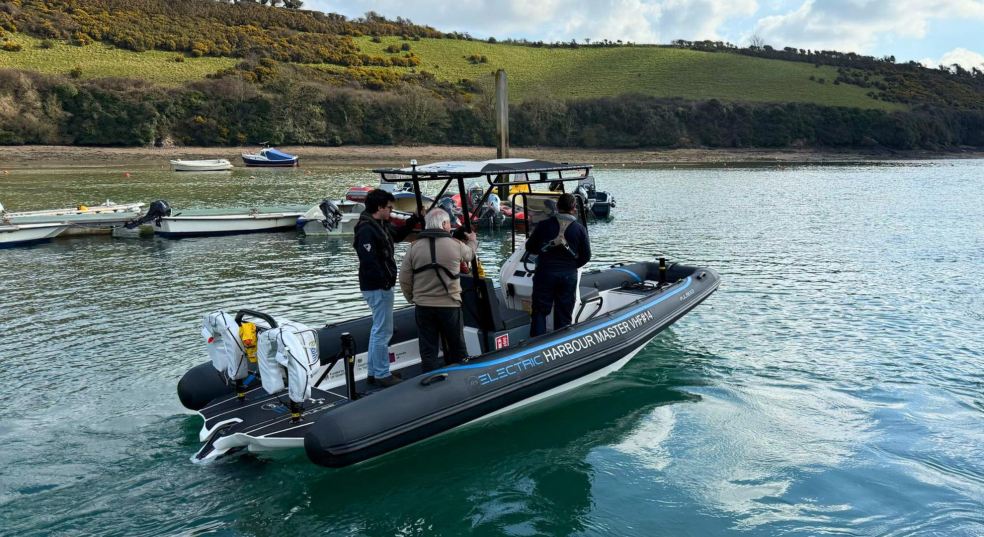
[124,199,171,229]
[256,320,319,421]
[318,199,343,231]
[201,311,248,383]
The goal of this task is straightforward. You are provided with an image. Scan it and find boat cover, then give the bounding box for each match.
[201,312,248,381]
[397,158,561,174]
[263,149,296,161]
[256,321,319,404]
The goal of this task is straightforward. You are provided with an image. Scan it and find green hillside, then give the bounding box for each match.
[356,37,900,110]
[0,34,235,85]
[0,31,897,109]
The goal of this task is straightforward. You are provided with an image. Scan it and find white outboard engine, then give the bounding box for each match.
[201,311,248,383]
[124,199,171,229]
[256,320,320,421]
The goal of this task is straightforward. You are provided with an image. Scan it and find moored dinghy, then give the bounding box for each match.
[170,159,234,172]
[124,200,307,238]
[1,200,145,236]
[176,159,719,466]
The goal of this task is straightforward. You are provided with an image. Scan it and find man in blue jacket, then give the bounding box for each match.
[525,193,591,337]
[353,189,419,388]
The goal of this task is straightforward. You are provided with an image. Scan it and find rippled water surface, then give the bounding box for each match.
[1,161,981,536]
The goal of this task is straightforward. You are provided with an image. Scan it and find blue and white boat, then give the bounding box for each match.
[241,148,299,168]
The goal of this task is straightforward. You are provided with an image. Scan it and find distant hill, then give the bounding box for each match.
[0,0,982,149]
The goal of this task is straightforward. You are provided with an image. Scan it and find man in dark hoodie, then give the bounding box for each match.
[353,189,419,388]
[524,193,591,337]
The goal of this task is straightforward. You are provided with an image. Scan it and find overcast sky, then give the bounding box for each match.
[308,0,984,70]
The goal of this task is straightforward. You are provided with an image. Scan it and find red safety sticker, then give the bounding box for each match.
[495,334,509,349]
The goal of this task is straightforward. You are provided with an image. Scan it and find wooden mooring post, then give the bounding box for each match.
[495,69,509,198]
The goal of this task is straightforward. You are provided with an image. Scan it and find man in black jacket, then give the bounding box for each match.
[353,189,418,387]
[524,193,591,337]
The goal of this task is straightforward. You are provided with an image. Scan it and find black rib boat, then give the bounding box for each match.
[177,159,719,466]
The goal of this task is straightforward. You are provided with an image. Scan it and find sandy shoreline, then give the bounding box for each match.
[1,144,981,168]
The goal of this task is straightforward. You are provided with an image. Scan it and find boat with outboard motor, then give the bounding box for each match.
[296,199,365,236]
[123,200,307,237]
[575,175,616,219]
[176,158,719,466]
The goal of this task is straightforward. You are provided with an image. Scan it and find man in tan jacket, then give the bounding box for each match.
[400,209,478,372]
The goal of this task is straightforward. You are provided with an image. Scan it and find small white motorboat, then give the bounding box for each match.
[1,200,145,236]
[170,159,234,172]
[0,222,69,248]
[123,200,307,238]
[297,199,364,236]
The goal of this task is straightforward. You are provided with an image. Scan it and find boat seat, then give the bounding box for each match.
[460,275,530,332]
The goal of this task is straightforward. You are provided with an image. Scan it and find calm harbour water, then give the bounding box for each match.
[0,160,981,536]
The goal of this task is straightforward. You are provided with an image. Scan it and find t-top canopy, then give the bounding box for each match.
[374,158,592,182]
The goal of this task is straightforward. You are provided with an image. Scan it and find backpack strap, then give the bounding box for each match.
[541,217,578,258]
[411,237,460,293]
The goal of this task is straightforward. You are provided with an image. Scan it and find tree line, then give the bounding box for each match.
[2,67,982,151]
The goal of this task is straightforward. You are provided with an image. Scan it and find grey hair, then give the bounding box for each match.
[425,208,451,229]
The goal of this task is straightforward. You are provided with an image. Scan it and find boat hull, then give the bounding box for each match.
[154,213,303,237]
[5,203,145,235]
[304,266,719,467]
[297,213,360,236]
[241,156,299,167]
[177,262,719,466]
[0,223,69,247]
[170,160,234,172]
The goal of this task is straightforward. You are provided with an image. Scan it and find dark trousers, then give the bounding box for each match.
[415,305,469,372]
[530,270,578,337]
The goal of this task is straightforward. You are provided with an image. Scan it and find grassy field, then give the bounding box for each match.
[0,34,236,85]
[0,31,900,110]
[357,37,901,110]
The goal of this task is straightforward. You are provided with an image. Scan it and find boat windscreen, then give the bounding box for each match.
[516,193,561,227]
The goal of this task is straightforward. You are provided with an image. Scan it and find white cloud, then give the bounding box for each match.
[306,0,757,44]
[752,0,984,54]
[921,47,984,70]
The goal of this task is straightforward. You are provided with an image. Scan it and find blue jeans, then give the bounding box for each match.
[362,288,395,378]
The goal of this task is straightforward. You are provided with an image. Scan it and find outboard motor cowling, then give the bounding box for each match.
[125,199,171,229]
[201,311,248,382]
[256,320,319,406]
[318,199,343,231]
